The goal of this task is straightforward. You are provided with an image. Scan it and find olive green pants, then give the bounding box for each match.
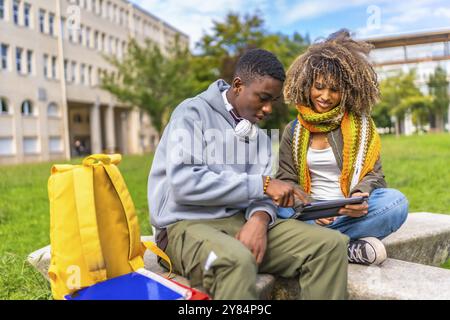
[165,213,349,300]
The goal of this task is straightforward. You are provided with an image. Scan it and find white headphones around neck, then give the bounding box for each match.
[222,89,258,140]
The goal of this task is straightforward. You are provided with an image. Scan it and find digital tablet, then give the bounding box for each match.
[277,196,368,221]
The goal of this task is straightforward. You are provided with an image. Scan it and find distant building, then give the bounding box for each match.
[0,0,189,164]
[365,29,450,135]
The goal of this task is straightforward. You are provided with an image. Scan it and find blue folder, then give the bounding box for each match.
[65,269,190,300]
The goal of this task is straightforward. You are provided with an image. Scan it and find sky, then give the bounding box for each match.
[130,0,450,49]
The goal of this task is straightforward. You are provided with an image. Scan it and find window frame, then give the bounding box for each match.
[21,100,34,116]
[0,97,9,114]
[16,47,23,73]
[1,43,8,70]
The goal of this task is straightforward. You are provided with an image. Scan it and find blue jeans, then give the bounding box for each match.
[279,188,409,241]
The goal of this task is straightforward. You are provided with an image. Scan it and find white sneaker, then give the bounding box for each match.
[347,237,387,265]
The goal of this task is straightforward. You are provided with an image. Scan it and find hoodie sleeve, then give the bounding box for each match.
[166,114,265,207]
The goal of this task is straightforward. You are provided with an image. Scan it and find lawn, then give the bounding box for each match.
[0,133,449,299]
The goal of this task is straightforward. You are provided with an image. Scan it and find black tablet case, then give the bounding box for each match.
[293,196,368,221]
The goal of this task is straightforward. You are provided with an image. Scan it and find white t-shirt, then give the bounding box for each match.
[307,147,345,201]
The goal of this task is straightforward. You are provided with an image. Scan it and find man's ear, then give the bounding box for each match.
[232,77,243,95]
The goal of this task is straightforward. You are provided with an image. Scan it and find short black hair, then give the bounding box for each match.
[234,48,286,84]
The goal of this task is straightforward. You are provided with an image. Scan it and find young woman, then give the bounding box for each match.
[276,30,408,265]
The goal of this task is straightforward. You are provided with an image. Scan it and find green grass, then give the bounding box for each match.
[380,133,450,214]
[0,133,449,299]
[0,154,154,299]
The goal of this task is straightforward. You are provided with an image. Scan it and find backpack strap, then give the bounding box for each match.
[101,156,172,276]
[80,154,173,278]
[142,241,173,278]
[72,165,107,283]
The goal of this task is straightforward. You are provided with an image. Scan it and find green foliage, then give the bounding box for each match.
[373,71,433,132]
[1,135,449,298]
[101,37,200,134]
[195,12,309,129]
[102,11,309,133]
[0,155,154,299]
[427,65,449,132]
[381,133,450,213]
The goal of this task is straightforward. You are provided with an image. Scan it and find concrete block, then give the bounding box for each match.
[383,212,450,266]
[347,258,450,300]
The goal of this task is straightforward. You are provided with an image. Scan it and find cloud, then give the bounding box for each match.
[435,7,450,19]
[283,0,385,24]
[129,0,450,48]
[130,0,273,49]
[355,0,450,38]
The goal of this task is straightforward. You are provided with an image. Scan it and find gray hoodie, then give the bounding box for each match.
[148,80,277,230]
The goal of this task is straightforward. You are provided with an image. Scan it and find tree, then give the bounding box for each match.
[102,11,309,134]
[427,65,449,132]
[101,37,199,134]
[373,71,432,135]
[195,12,309,130]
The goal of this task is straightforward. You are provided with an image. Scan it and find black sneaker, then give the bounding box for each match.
[347,237,387,265]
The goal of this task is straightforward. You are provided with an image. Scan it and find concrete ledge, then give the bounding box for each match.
[27,245,51,281]
[383,212,450,266]
[27,212,450,300]
[347,258,450,300]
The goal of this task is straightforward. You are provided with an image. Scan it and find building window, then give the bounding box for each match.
[87,65,92,86]
[23,137,39,154]
[43,54,48,78]
[49,136,62,153]
[0,138,14,156]
[21,100,33,115]
[97,68,102,85]
[108,36,112,54]
[79,24,84,44]
[26,49,32,74]
[94,31,99,50]
[39,9,45,33]
[16,47,22,73]
[13,0,19,25]
[1,44,8,70]
[80,63,86,85]
[24,2,31,27]
[0,97,8,114]
[51,56,57,79]
[101,33,106,52]
[71,61,76,83]
[60,18,66,39]
[96,0,101,15]
[69,28,75,43]
[0,0,5,20]
[47,102,59,117]
[64,59,68,81]
[86,27,91,48]
[49,13,55,36]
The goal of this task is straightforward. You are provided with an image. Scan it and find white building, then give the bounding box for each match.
[366,29,450,135]
[0,0,189,164]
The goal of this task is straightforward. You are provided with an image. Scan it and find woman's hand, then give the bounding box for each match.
[338,192,369,218]
[315,217,337,226]
[263,177,308,207]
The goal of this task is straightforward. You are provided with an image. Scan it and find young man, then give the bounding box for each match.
[148,49,349,300]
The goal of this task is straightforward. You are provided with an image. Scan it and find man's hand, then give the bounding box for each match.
[264,177,308,207]
[235,211,269,264]
[338,192,369,218]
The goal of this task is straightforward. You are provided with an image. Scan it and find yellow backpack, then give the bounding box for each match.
[47,154,171,300]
